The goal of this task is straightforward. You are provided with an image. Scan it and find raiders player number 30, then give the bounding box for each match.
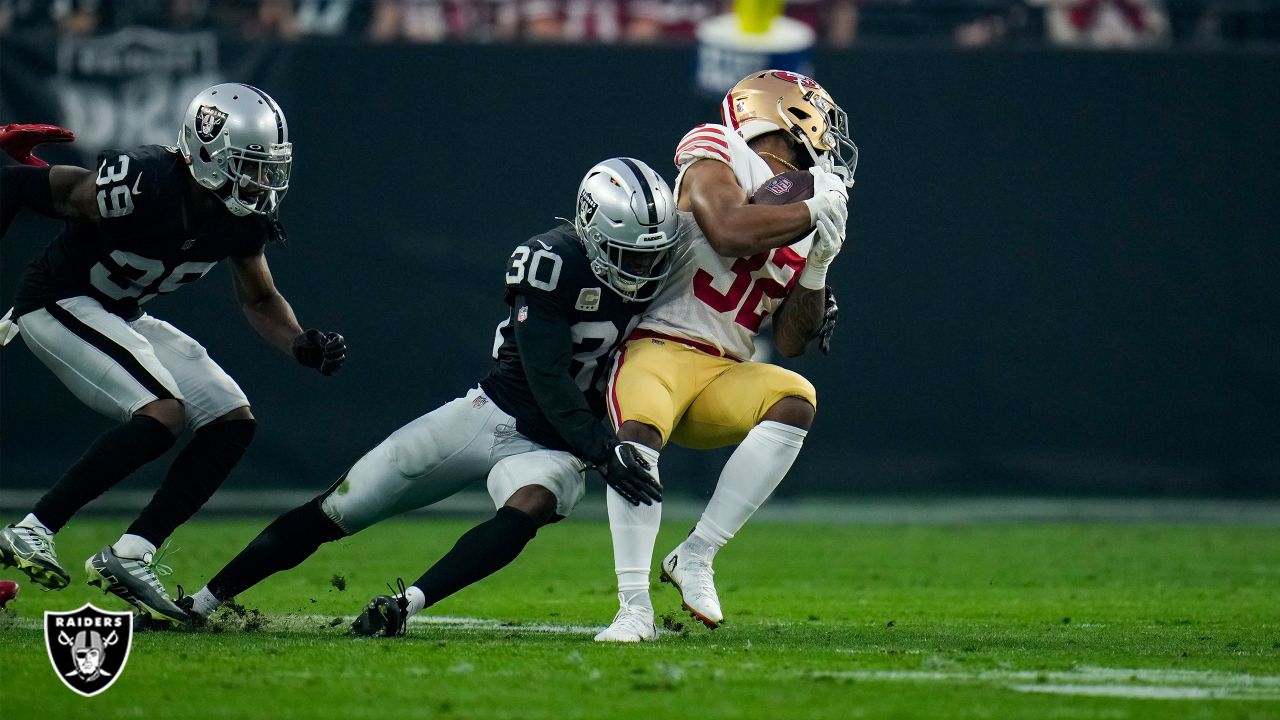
[178,158,674,636]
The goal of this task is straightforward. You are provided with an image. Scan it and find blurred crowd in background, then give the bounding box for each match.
[1,0,1277,48]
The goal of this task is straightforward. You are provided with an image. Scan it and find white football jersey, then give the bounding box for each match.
[637,123,812,360]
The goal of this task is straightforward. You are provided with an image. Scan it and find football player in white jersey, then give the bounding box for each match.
[595,70,855,641]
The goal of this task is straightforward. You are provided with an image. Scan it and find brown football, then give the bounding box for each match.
[751,170,815,205]
[750,170,815,245]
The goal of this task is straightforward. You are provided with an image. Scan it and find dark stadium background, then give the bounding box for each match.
[1,17,1278,501]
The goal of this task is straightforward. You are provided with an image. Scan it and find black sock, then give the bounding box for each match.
[206,500,345,601]
[31,415,175,532]
[413,507,538,609]
[126,419,256,546]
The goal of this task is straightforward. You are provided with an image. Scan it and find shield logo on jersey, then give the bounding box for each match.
[195,104,228,143]
[45,604,133,697]
[575,288,601,312]
[517,305,529,323]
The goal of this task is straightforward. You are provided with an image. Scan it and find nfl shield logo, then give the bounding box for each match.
[45,604,133,697]
[517,305,529,322]
[767,177,794,196]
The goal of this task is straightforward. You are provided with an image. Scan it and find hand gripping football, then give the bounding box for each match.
[750,171,816,245]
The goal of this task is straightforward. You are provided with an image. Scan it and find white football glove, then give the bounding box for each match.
[798,198,847,290]
[802,167,849,233]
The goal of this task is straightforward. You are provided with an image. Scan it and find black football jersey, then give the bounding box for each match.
[12,145,269,319]
[480,223,650,461]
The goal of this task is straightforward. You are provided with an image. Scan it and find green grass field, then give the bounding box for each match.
[2,517,1278,719]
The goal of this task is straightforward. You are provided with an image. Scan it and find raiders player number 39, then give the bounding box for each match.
[178,158,674,635]
[0,84,346,626]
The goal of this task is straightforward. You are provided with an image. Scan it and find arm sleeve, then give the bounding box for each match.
[512,290,615,466]
[0,165,54,237]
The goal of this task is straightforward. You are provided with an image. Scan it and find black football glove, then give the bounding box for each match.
[817,286,839,356]
[293,329,347,376]
[598,441,662,507]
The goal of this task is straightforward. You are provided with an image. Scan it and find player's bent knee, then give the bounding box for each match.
[763,394,817,430]
[211,406,255,424]
[136,398,185,435]
[504,485,558,527]
[617,420,664,451]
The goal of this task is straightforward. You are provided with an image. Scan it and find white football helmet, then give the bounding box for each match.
[178,83,292,216]
[721,70,858,186]
[574,158,678,302]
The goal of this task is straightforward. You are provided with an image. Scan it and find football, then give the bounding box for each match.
[751,170,816,245]
[0,579,18,608]
[751,170,815,205]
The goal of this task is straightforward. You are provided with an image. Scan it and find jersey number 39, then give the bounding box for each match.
[95,154,136,219]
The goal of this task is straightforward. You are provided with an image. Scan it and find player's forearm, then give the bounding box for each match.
[2,166,55,236]
[699,202,812,258]
[773,286,826,358]
[240,292,304,356]
[515,307,615,464]
[527,374,615,464]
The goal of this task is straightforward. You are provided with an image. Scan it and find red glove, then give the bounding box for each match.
[0,123,75,167]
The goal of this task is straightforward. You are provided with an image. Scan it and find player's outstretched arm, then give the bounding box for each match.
[229,252,347,375]
[1,165,99,237]
[683,160,814,258]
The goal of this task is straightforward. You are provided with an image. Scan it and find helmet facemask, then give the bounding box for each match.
[220,143,291,216]
[783,90,859,185]
[580,224,673,302]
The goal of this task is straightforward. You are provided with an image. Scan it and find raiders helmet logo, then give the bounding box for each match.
[578,192,599,224]
[45,604,133,697]
[195,104,229,143]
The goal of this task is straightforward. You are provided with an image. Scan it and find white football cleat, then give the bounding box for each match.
[594,594,657,643]
[660,541,723,628]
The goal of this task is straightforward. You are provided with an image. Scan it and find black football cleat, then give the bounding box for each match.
[351,579,410,637]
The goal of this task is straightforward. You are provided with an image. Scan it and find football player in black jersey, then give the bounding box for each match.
[0,84,346,625]
[178,158,674,633]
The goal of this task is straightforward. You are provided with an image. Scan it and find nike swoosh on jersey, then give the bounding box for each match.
[131,174,143,196]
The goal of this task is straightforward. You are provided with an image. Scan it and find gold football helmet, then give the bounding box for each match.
[720,70,858,186]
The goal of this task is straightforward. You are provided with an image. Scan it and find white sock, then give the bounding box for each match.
[189,587,222,619]
[607,444,661,610]
[112,533,156,560]
[693,421,807,548]
[17,513,51,534]
[404,585,426,616]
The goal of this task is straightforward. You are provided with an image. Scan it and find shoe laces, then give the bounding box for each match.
[129,540,178,598]
[613,595,653,625]
[12,525,58,561]
[680,547,719,600]
[386,577,409,611]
